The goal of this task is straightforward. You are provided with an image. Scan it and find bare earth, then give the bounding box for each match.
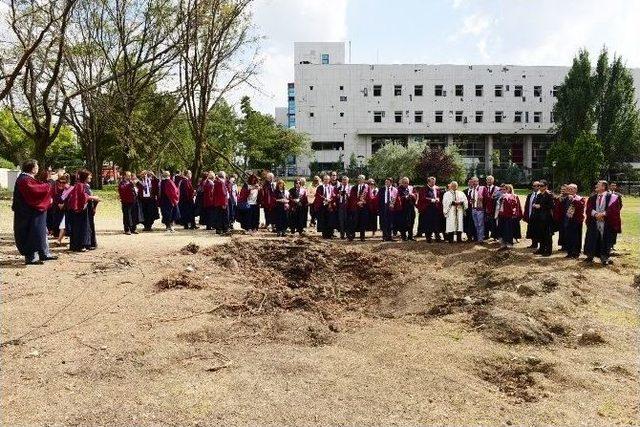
[1,212,639,426]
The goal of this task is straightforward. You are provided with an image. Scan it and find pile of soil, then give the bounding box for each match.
[478,355,555,402]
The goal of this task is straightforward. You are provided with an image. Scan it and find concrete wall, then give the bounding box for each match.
[0,168,20,191]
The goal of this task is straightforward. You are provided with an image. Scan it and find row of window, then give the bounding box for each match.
[371,110,553,124]
[308,84,559,98]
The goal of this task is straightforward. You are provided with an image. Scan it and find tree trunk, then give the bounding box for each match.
[190,136,204,186]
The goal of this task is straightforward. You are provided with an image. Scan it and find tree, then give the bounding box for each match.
[367,142,424,181]
[572,132,604,192]
[415,145,466,184]
[5,0,76,171]
[178,0,260,183]
[553,49,595,146]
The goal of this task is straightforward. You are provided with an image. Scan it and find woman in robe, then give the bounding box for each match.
[68,169,100,252]
[51,174,71,245]
[238,174,261,234]
[442,181,468,243]
[367,178,379,237]
[178,170,197,230]
[496,184,522,250]
[159,171,180,232]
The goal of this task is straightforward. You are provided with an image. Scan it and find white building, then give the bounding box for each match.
[278,42,640,178]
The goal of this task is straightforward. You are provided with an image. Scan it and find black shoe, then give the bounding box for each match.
[26,259,44,265]
[125,231,131,235]
[132,230,139,234]
[41,255,58,261]
[408,237,416,241]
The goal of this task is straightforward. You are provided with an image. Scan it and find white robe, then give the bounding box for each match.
[442,190,468,233]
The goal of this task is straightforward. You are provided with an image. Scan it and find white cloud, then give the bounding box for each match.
[227,0,348,114]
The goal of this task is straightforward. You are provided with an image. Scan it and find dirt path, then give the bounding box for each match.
[1,216,639,425]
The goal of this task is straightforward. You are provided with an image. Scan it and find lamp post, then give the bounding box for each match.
[551,160,557,190]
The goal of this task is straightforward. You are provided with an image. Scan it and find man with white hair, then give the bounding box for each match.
[443,181,468,243]
[485,175,499,240]
[584,180,621,265]
[336,176,352,239]
[261,172,276,231]
[396,177,417,241]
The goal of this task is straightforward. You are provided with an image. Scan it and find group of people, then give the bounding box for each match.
[12,159,624,267]
[12,160,100,264]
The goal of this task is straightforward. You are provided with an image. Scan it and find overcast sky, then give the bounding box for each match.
[247,0,640,114]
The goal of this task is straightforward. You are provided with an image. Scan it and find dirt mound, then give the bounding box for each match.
[181,242,200,254]
[202,238,412,318]
[154,274,204,291]
[479,355,555,402]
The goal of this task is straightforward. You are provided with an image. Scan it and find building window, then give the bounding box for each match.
[309,112,314,117]
[414,85,423,96]
[514,111,523,123]
[525,111,530,123]
[321,53,329,64]
[435,111,443,123]
[394,85,402,96]
[339,96,347,102]
[475,111,483,123]
[550,111,555,123]
[373,111,384,123]
[435,85,444,96]
[309,85,314,91]
[514,85,523,97]
[394,111,403,123]
[339,112,344,117]
[455,85,464,97]
[475,85,483,96]
[312,141,344,151]
[373,85,382,97]
[494,85,503,97]
[339,85,344,91]
[534,111,542,123]
[414,111,423,123]
[495,111,503,123]
[534,85,542,97]
[552,85,559,97]
[453,135,486,171]
[455,111,463,122]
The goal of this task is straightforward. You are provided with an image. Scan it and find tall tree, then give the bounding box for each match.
[5,0,76,170]
[177,0,260,183]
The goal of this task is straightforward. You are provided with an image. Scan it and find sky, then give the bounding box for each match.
[247,0,640,114]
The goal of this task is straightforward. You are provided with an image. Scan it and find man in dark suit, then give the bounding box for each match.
[529,180,555,256]
[584,180,622,265]
[523,181,540,248]
[378,178,398,242]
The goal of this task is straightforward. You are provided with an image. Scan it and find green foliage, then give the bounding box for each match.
[367,142,424,181]
[549,132,603,192]
[551,47,640,180]
[0,156,16,169]
[493,162,525,185]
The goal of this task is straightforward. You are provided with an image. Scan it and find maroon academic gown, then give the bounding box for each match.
[12,173,53,258]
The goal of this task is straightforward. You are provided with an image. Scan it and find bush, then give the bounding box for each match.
[367,142,424,182]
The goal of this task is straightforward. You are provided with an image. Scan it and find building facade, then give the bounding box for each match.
[279,42,640,178]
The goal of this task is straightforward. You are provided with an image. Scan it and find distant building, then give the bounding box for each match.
[277,41,640,177]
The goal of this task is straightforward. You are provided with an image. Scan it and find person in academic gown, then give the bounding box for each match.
[496,184,522,250]
[118,171,138,235]
[395,177,417,241]
[608,182,623,251]
[50,174,70,243]
[523,181,541,248]
[465,176,490,243]
[261,172,276,231]
[195,173,208,226]
[418,177,443,242]
[12,159,57,264]
[347,175,370,241]
[442,181,468,243]
[378,178,399,242]
[273,180,289,237]
[137,171,160,231]
[553,184,569,251]
[227,174,238,229]
[211,171,229,234]
[288,178,308,235]
[201,172,216,230]
[68,169,100,252]
[238,174,261,234]
[178,170,197,230]
[313,174,337,239]
[159,171,180,232]
[307,176,320,227]
[366,179,379,237]
[529,180,555,256]
[583,180,622,265]
[335,176,352,239]
[484,175,499,240]
[558,184,586,258]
